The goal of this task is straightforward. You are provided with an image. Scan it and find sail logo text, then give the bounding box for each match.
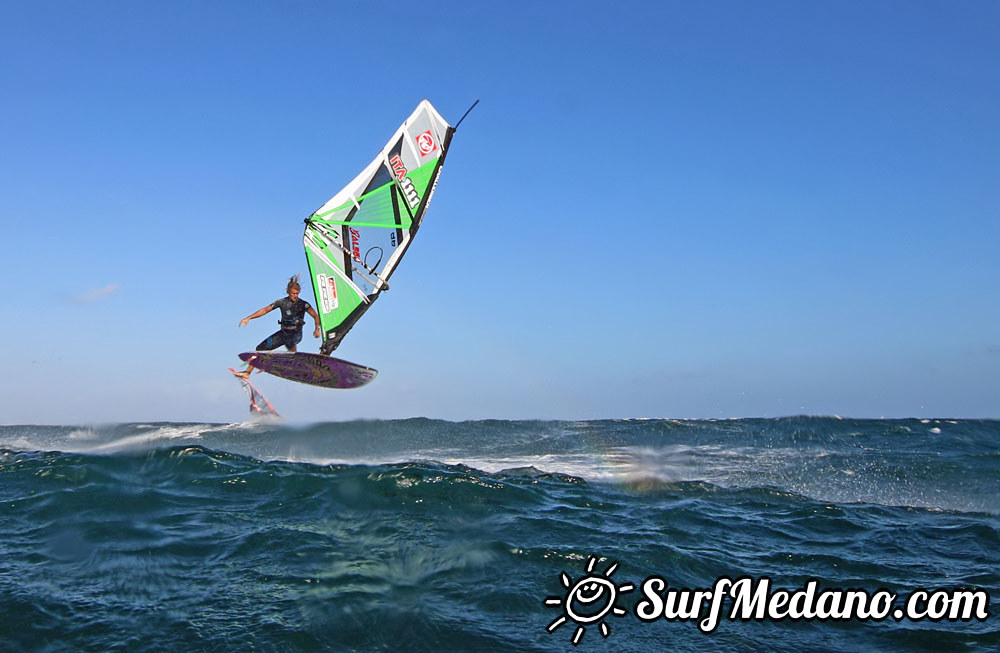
[415,130,437,156]
[317,274,338,312]
[390,155,420,209]
[349,228,362,261]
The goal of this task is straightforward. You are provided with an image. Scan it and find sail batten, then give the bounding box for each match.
[303,99,455,354]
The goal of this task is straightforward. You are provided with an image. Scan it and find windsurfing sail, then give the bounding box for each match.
[228,368,280,417]
[304,99,456,355]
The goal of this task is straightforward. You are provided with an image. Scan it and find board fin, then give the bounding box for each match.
[228,367,280,416]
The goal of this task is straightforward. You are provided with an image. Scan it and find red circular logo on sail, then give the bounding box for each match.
[415,130,437,156]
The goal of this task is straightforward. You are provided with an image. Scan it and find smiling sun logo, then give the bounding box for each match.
[544,555,634,645]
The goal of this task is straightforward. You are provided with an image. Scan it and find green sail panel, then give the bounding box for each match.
[303,99,455,354]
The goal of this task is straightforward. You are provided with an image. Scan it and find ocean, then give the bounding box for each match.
[0,417,996,651]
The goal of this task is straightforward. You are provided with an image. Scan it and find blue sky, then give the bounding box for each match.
[1,1,998,423]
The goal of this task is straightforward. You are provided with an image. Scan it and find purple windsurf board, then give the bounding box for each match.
[238,352,377,389]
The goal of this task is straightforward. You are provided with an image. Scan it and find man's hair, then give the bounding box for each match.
[287,274,301,292]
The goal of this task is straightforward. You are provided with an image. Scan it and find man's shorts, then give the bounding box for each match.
[256,328,303,352]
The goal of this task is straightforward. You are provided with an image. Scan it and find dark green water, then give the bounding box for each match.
[1,418,996,650]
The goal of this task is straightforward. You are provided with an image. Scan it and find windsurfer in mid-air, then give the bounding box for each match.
[234,275,321,379]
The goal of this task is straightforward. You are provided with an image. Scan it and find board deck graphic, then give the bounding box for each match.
[238,352,377,389]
